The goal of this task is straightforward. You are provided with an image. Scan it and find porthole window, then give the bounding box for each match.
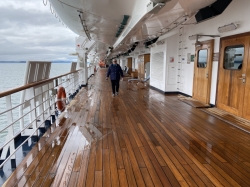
[197,49,208,68]
[224,45,244,70]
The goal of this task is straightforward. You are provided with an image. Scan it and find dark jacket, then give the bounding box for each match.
[107,64,123,80]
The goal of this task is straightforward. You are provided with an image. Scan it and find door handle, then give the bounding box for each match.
[206,73,208,78]
[239,77,246,83]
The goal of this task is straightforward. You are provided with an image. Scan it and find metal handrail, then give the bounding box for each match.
[0,72,79,116]
[0,69,84,169]
[0,69,82,98]
[0,110,54,168]
[0,95,51,134]
[0,104,52,151]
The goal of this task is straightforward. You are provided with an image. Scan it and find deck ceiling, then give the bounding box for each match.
[50,0,218,61]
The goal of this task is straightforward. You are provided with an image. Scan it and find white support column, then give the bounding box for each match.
[49,81,56,117]
[36,87,44,124]
[1,95,15,160]
[44,84,51,118]
[74,72,78,91]
[90,66,94,75]
[84,53,88,84]
[58,77,62,87]
[30,88,38,136]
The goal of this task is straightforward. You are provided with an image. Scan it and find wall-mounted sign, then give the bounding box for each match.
[191,54,195,62]
[187,53,195,64]
[169,57,174,63]
[213,52,219,61]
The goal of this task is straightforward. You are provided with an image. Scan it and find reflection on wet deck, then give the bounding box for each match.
[3,69,250,186]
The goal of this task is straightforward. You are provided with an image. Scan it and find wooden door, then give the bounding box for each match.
[193,39,214,104]
[127,57,132,74]
[138,55,143,79]
[217,35,250,118]
[143,54,150,79]
[138,54,150,80]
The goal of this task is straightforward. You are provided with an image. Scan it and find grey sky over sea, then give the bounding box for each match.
[0,0,78,61]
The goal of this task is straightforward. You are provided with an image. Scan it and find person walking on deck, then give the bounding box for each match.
[106,59,123,97]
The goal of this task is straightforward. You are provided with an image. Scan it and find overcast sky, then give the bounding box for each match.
[0,0,78,61]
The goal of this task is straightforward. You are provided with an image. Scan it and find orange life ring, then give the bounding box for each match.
[57,87,66,112]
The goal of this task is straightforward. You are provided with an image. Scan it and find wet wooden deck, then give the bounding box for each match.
[3,68,250,187]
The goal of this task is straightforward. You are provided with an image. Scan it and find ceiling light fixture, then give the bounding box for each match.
[218,23,238,33]
[189,34,220,41]
[188,34,220,46]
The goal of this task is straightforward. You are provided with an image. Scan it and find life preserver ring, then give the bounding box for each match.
[57,87,67,112]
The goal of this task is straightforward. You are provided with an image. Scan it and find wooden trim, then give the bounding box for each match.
[220,31,250,42]
[0,69,82,98]
[215,39,224,106]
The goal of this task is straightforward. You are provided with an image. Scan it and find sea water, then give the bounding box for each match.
[0,63,71,144]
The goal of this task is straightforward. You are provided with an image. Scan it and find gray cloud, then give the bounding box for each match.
[0,7,56,27]
[0,0,78,61]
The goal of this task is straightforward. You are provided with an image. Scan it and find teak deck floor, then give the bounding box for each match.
[178,96,211,108]
[3,69,250,187]
[201,107,250,133]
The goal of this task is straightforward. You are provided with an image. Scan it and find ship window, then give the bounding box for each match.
[224,45,244,70]
[197,49,208,68]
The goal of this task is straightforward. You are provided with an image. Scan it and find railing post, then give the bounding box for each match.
[36,87,45,124]
[74,72,77,92]
[84,53,88,85]
[30,88,38,136]
[0,95,16,168]
[58,77,62,87]
[44,84,51,117]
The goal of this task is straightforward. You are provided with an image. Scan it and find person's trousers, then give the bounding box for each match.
[111,80,120,94]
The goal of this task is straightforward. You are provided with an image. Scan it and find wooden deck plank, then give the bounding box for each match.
[118,169,129,187]
[140,168,154,187]
[138,123,167,167]
[68,172,78,187]
[94,171,102,187]
[145,109,225,187]
[103,149,111,187]
[123,134,146,187]
[40,174,55,187]
[85,141,97,187]
[95,137,103,171]
[121,148,137,187]
[138,145,163,187]
[50,126,79,186]
[4,69,250,187]
[108,134,120,187]
[76,147,91,187]
[58,132,82,187]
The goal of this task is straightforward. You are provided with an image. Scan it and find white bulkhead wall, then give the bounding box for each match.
[165,33,179,92]
[150,40,167,91]
[150,33,179,92]
[153,0,250,104]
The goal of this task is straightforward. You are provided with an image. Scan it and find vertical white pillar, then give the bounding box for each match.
[2,95,15,160]
[30,88,38,136]
[84,53,88,85]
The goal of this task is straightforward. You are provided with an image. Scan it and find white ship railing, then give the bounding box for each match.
[0,68,91,169]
